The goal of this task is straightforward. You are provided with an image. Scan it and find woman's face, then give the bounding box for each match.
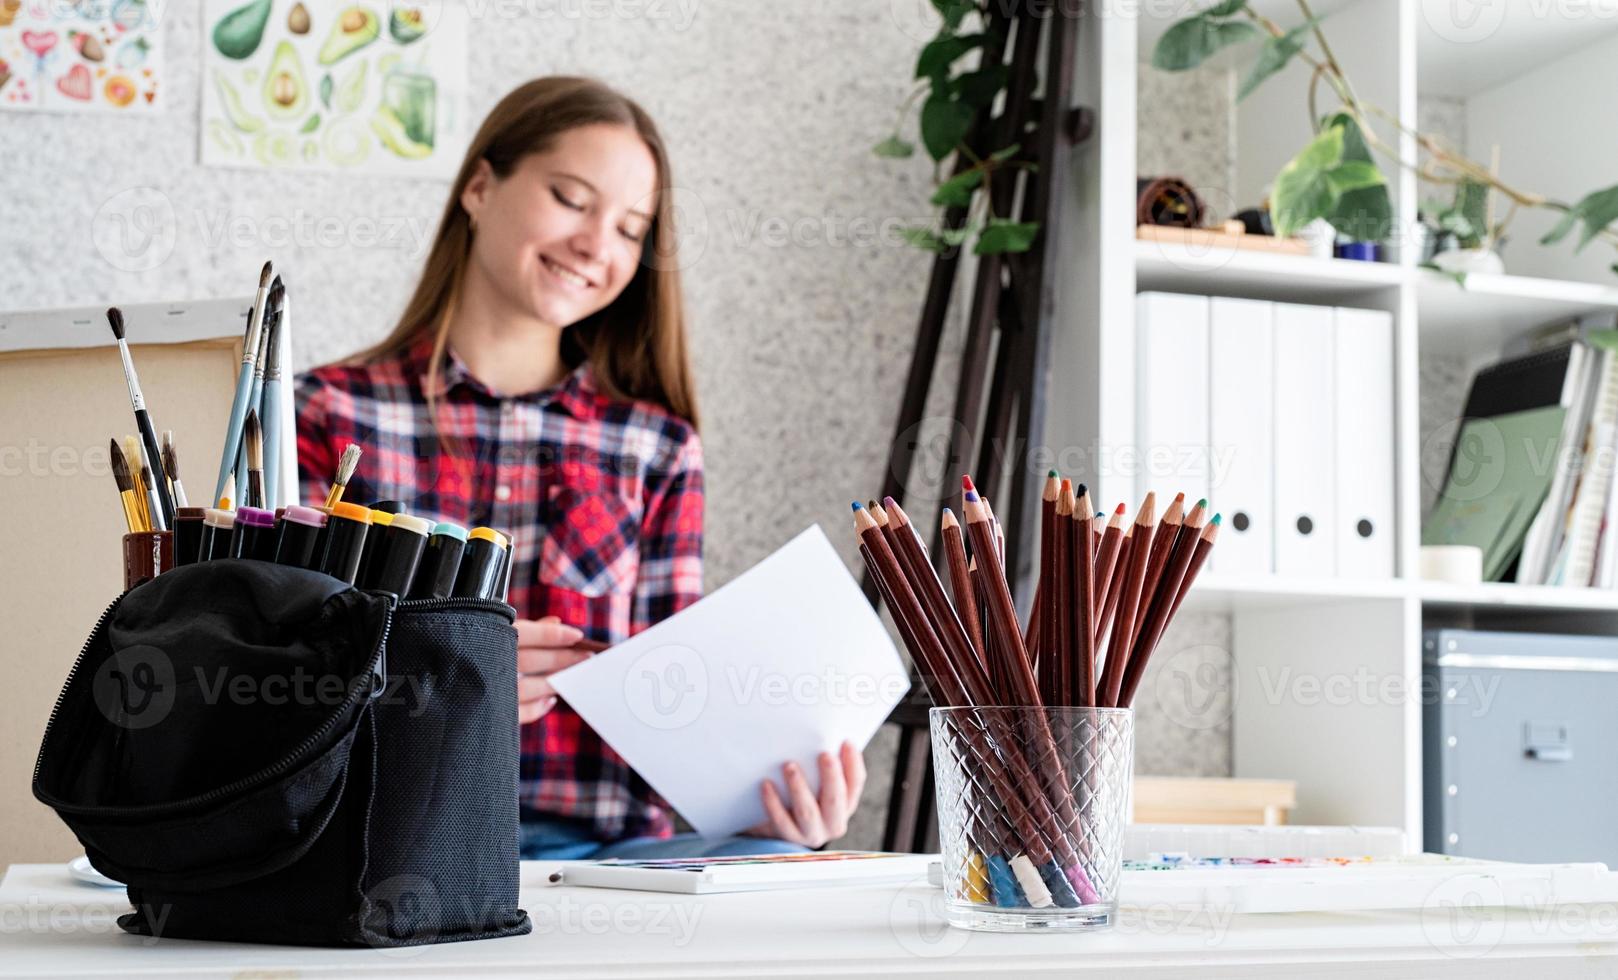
[461,123,659,330]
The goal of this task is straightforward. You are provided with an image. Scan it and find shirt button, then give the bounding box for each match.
[495,485,512,502]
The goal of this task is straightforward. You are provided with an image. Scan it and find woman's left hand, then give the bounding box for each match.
[745,740,867,848]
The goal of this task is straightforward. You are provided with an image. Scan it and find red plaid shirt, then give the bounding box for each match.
[295,334,703,842]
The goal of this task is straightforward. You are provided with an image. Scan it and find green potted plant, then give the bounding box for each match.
[1426,179,1504,275]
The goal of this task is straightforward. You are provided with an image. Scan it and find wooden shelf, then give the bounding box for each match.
[1134,240,1402,304]
[1413,269,1618,356]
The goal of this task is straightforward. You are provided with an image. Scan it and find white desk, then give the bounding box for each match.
[3,861,1618,978]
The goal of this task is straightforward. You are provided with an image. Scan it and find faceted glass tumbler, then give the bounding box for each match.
[929,706,1134,932]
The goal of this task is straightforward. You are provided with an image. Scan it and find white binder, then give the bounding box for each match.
[1135,292,1210,507]
[1208,298,1274,576]
[1332,307,1396,580]
[1273,303,1337,577]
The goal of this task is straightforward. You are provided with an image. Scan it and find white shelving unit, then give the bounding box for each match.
[1055,0,1618,848]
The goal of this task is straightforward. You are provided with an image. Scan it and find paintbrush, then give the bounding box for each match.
[161,430,188,508]
[244,408,264,510]
[109,438,144,533]
[324,443,362,510]
[260,307,283,511]
[237,276,282,488]
[108,308,175,528]
[213,261,273,503]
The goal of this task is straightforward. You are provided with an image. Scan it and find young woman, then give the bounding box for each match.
[295,77,866,860]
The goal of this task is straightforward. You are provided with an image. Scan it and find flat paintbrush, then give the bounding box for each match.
[109,438,143,533]
[108,308,174,529]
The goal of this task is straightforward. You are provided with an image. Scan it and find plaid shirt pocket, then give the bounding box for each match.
[540,485,641,597]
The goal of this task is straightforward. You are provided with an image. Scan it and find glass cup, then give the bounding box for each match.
[929,705,1133,932]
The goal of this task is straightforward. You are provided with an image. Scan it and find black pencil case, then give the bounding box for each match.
[32,559,532,948]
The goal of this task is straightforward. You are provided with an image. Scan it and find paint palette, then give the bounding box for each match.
[555,851,937,895]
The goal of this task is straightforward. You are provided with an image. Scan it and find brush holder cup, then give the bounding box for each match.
[929,705,1133,933]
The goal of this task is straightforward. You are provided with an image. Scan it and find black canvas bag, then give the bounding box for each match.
[32,559,532,947]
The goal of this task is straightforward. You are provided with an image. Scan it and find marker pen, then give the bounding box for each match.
[317,502,372,584]
[274,505,327,570]
[357,509,396,588]
[361,513,431,596]
[408,522,468,600]
[452,527,509,600]
[232,506,277,561]
[368,500,406,515]
[200,508,236,561]
[173,507,208,566]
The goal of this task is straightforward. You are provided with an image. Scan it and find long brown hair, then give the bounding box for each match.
[354,76,699,429]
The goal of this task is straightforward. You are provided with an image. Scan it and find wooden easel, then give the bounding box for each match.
[875,0,1089,853]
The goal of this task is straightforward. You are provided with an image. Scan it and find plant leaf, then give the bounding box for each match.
[873,135,915,159]
[975,219,1040,254]
[900,226,947,252]
[951,64,1007,107]
[931,168,984,206]
[1270,126,1344,238]
[1324,160,1384,196]
[931,0,975,31]
[1542,209,1580,247]
[1239,21,1309,101]
[920,94,976,161]
[1318,113,1393,241]
[1206,0,1248,17]
[916,33,984,80]
[1152,16,1262,71]
[989,142,1022,163]
[1542,184,1618,252]
[941,225,974,246]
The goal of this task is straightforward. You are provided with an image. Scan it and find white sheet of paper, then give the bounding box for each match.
[548,525,910,837]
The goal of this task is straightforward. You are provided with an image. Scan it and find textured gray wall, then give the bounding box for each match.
[0,1,943,849]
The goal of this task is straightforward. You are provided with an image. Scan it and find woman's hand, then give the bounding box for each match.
[515,616,586,724]
[747,741,867,848]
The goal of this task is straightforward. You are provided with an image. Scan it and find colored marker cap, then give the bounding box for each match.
[432,521,469,541]
[283,505,327,528]
[203,508,235,529]
[389,514,433,536]
[369,510,396,527]
[237,506,276,528]
[175,507,207,520]
[329,501,373,523]
[368,500,406,515]
[469,526,509,549]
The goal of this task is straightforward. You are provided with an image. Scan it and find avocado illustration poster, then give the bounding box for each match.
[0,0,163,113]
[200,0,468,176]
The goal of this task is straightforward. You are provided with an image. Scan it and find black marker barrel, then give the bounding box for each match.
[408,522,467,600]
[357,509,395,587]
[232,507,277,561]
[318,502,372,584]
[368,500,406,515]
[362,513,431,596]
[174,508,207,566]
[200,508,235,561]
[275,505,327,570]
[452,527,509,600]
